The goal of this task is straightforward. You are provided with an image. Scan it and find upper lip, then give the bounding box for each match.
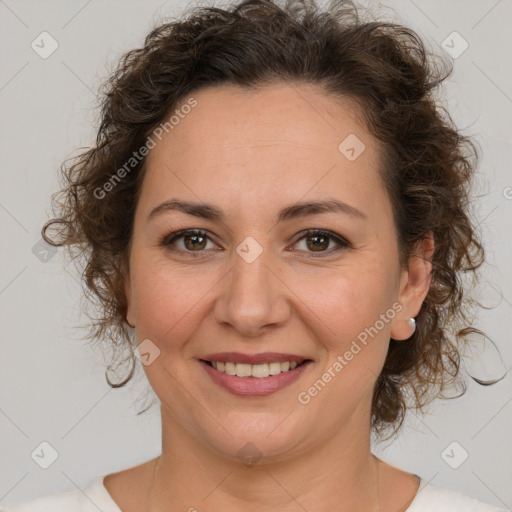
[201,352,311,365]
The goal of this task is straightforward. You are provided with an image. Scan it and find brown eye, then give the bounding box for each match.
[161,229,217,254]
[305,233,330,251]
[182,232,207,250]
[293,229,350,257]
[160,228,349,258]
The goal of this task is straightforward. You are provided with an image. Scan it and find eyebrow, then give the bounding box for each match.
[147,198,367,223]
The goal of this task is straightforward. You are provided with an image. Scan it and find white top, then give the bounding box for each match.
[2,474,509,512]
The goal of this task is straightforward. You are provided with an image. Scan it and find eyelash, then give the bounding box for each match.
[159,228,351,258]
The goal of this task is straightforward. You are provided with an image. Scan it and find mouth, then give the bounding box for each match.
[200,359,311,378]
[199,354,314,397]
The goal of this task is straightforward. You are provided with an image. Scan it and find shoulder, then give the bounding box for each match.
[408,481,510,512]
[1,475,120,512]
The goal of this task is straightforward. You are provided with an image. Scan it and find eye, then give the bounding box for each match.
[291,229,350,257]
[160,229,219,255]
[160,228,350,258]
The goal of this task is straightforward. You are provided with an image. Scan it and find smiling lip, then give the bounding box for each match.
[199,352,313,397]
[201,352,309,365]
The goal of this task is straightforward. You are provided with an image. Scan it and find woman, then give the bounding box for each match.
[4,0,509,511]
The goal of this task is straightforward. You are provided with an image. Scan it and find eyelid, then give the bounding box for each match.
[160,228,351,256]
[290,228,352,257]
[160,229,220,251]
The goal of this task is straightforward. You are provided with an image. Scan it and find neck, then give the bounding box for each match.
[149,405,382,512]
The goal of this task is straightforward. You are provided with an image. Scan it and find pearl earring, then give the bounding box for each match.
[408,317,416,334]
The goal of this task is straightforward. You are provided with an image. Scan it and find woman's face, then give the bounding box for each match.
[124,83,431,461]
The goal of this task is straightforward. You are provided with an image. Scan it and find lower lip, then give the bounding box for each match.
[200,360,313,397]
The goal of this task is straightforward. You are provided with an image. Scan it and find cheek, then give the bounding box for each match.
[129,256,212,345]
[298,262,395,330]
[292,262,396,370]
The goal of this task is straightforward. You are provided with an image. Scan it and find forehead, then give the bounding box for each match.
[139,82,388,225]
[155,82,369,157]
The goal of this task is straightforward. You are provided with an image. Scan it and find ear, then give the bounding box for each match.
[121,256,136,328]
[390,231,435,341]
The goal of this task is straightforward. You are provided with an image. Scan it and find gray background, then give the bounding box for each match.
[0,0,511,509]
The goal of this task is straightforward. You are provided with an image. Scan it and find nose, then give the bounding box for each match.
[213,245,291,337]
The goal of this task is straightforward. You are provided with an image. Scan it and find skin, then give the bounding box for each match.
[104,82,434,512]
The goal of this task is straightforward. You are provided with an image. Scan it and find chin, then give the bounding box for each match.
[198,411,311,464]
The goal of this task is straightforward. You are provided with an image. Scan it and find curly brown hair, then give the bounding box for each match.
[42,0,500,439]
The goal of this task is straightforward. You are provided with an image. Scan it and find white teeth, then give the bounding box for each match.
[251,363,269,378]
[268,362,281,375]
[209,360,303,378]
[235,363,252,377]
